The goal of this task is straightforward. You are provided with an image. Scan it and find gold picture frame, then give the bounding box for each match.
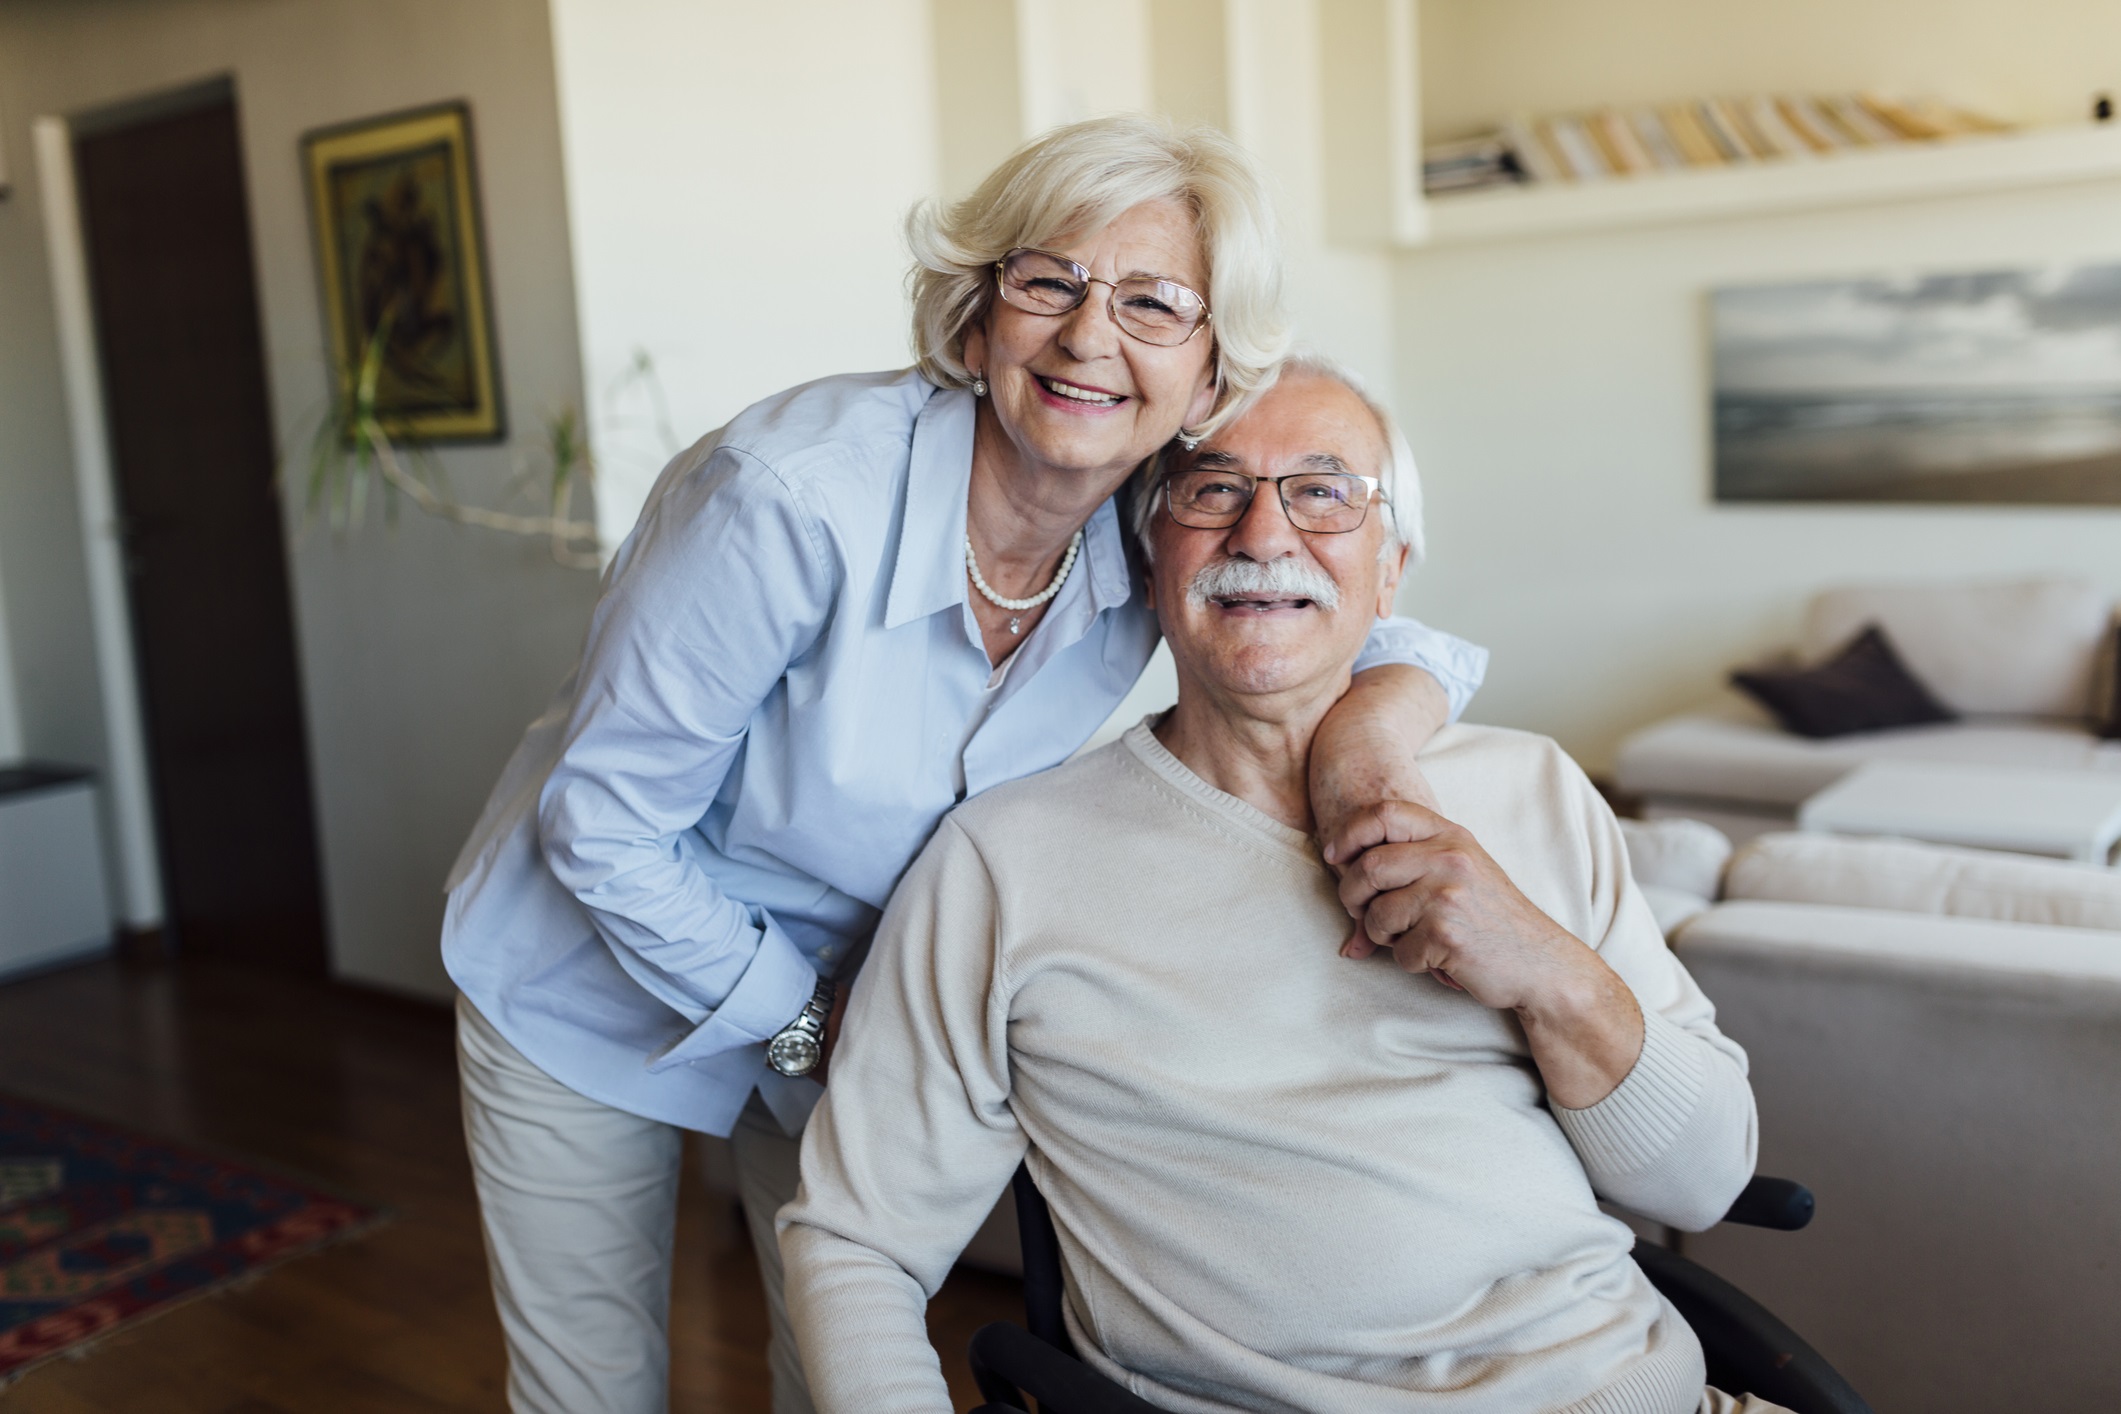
[301,101,502,442]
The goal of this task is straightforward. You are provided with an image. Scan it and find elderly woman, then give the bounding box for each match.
[442,116,1487,1414]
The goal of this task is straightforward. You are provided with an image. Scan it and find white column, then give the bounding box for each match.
[1014,0,1152,134]
[1226,0,1399,383]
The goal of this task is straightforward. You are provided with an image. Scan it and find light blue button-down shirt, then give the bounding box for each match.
[442,370,1489,1136]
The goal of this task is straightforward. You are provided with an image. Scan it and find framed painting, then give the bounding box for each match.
[301,101,503,442]
[1712,263,2121,504]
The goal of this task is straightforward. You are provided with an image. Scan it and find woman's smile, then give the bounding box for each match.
[1032,373,1128,411]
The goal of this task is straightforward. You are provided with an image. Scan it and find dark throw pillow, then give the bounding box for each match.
[2101,622,2121,741]
[1731,624,1956,739]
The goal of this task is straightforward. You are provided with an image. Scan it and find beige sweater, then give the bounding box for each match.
[781,723,1757,1414]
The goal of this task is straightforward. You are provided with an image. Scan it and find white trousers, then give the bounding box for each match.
[456,995,814,1414]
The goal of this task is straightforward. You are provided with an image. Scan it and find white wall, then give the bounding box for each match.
[0,0,597,995]
[547,0,944,545]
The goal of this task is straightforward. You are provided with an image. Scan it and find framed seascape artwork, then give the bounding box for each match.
[301,101,503,441]
[1712,263,2121,503]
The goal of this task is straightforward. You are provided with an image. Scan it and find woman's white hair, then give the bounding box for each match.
[906,115,1290,436]
[1132,350,1427,565]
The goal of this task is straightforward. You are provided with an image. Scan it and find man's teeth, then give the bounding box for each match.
[1216,596,1310,610]
[1039,377,1120,405]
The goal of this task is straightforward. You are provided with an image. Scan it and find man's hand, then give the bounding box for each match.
[1331,800,1645,1109]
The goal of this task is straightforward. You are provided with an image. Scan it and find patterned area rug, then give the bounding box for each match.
[0,1092,386,1385]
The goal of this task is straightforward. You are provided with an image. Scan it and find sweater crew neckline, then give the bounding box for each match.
[1119,720,1319,861]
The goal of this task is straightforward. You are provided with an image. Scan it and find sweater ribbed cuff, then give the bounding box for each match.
[1552,1007,1706,1176]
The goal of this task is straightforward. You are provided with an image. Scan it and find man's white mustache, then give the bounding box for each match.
[1184,557,1342,612]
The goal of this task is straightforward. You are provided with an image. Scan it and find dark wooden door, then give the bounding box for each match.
[75,88,329,974]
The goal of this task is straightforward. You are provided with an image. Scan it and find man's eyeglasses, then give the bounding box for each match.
[1164,468,1382,535]
[994,248,1211,347]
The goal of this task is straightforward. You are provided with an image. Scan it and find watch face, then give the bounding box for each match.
[767,1031,821,1077]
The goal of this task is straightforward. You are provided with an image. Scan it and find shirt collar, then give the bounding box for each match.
[885,385,976,630]
[883,383,1138,629]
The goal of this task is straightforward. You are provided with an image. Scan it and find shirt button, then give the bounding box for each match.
[818,945,836,961]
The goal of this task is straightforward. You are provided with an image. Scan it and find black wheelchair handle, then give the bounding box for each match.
[1723,1175,1815,1231]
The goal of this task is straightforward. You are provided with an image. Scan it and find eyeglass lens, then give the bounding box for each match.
[998,249,1207,346]
[1166,470,1374,533]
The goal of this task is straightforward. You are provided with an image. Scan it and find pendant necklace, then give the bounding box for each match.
[965,529,1083,636]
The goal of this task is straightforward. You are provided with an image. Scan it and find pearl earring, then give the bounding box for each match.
[1176,428,1203,452]
[971,374,988,397]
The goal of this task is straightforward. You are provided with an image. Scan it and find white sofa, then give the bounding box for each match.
[1615,580,2121,845]
[1621,821,2121,1412]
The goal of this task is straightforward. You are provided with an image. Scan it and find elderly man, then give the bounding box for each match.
[779,359,1774,1414]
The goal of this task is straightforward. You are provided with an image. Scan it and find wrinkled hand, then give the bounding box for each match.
[1329,801,1585,1009]
[1328,801,1645,1107]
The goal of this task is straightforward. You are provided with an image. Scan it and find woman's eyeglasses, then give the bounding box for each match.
[994,248,1211,347]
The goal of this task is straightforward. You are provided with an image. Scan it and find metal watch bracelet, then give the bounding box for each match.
[765,977,835,1077]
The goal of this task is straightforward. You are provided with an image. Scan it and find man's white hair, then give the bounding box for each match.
[906,115,1291,437]
[1131,350,1426,564]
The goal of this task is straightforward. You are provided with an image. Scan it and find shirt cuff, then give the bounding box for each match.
[1351,618,1490,723]
[1550,1006,1707,1177]
[645,913,820,1073]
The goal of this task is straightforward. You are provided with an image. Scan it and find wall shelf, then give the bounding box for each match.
[1416,122,2121,247]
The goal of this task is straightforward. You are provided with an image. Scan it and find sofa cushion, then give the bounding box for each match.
[1637,884,1711,936]
[1617,816,1732,900]
[1732,624,1955,738]
[1727,831,2121,931]
[1801,579,2110,719]
[1612,699,2121,808]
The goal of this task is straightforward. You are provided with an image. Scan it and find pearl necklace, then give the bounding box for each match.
[965,529,1083,636]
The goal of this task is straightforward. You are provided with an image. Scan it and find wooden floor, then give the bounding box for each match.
[0,955,1019,1412]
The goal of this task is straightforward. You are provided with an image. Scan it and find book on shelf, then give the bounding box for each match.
[1716,98,1783,158]
[1745,96,1817,159]
[1499,117,1566,183]
[1544,116,1611,180]
[1693,100,1755,162]
[1421,134,1524,194]
[1627,108,1689,171]
[1769,96,1836,153]
[1593,110,1655,174]
[1859,94,1943,140]
[1825,93,1898,145]
[1658,102,1726,166]
[1802,94,1871,146]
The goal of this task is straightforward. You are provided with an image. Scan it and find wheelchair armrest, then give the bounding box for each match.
[1722,1176,1814,1231]
[969,1322,1166,1414]
[1633,1242,1870,1414]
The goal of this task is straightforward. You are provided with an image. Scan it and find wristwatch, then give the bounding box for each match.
[765,977,836,1078]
